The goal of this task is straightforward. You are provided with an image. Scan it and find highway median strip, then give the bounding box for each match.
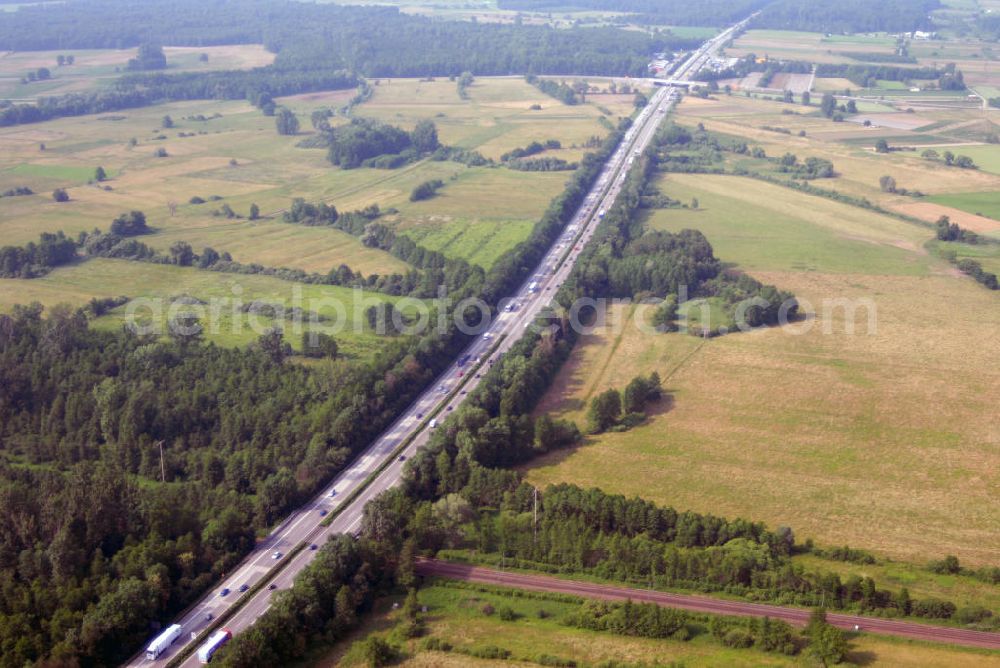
[320,333,509,529]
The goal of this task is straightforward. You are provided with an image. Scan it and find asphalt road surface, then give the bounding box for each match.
[417,559,1000,651]
[129,18,750,667]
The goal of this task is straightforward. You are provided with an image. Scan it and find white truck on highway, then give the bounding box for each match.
[197,629,232,664]
[145,624,182,660]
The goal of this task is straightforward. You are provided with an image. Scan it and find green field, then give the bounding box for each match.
[5,162,101,182]
[327,583,1000,668]
[645,174,931,274]
[928,191,1000,222]
[941,145,1000,176]
[397,215,535,270]
[0,258,422,358]
[931,239,1000,274]
[527,171,1000,566]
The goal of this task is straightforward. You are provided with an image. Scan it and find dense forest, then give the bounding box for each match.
[493,0,938,33]
[0,0,679,73]
[0,292,490,665]
[527,75,581,105]
[754,0,940,33]
[495,0,769,27]
[979,14,1000,40]
[0,0,688,126]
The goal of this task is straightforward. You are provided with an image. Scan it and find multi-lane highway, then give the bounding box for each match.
[131,19,746,667]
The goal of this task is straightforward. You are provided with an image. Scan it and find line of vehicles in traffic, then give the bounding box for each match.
[137,57,683,668]
[145,625,232,664]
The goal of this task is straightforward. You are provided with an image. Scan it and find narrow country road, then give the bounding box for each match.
[416,559,1000,651]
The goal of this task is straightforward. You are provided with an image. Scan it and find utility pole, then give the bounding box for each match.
[533,487,538,544]
[157,440,165,483]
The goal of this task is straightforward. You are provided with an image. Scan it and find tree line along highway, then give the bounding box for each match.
[129,18,750,667]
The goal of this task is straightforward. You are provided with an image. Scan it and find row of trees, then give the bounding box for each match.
[586,372,662,433]
[410,179,444,202]
[80,224,431,297]
[844,51,917,64]
[109,210,151,236]
[430,145,493,167]
[921,148,978,169]
[507,156,577,171]
[776,153,836,179]
[0,231,77,278]
[500,138,561,163]
[0,66,361,127]
[282,198,343,226]
[935,215,981,244]
[814,62,961,90]
[525,75,580,105]
[66,198,473,300]
[274,107,299,136]
[20,67,51,84]
[568,599,800,657]
[953,256,999,290]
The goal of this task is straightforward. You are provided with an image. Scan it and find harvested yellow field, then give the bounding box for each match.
[527,173,1000,565]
